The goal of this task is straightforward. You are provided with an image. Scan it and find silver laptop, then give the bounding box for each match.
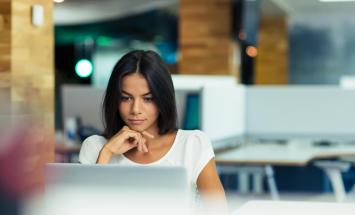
[43,163,190,215]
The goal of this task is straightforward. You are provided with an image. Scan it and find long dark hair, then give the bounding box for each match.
[102,50,177,139]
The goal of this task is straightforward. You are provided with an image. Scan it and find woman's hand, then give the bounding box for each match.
[106,126,150,154]
[96,126,153,164]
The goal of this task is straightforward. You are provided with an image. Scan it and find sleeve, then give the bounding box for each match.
[190,130,215,183]
[78,135,107,164]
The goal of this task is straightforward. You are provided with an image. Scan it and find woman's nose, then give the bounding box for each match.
[131,99,142,115]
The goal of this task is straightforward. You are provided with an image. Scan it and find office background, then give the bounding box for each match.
[1,0,355,214]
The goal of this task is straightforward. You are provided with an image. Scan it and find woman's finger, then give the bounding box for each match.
[132,139,138,146]
[124,126,153,139]
[122,126,130,131]
[122,128,149,152]
[124,131,139,144]
[142,131,154,139]
[136,133,146,152]
[142,138,148,152]
[143,143,148,153]
[138,141,142,152]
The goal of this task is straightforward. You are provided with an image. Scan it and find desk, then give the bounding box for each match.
[55,143,81,162]
[232,200,355,215]
[216,143,355,202]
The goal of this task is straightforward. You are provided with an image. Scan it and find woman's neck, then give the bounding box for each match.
[146,130,176,150]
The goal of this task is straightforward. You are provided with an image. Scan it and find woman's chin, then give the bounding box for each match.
[127,124,146,132]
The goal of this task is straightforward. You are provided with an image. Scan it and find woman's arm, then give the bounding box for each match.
[197,158,229,214]
[96,146,114,164]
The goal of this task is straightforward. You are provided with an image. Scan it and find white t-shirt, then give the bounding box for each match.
[79,129,215,190]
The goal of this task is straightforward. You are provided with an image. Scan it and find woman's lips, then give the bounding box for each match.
[128,119,145,125]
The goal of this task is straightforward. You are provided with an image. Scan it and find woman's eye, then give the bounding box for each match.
[121,96,131,101]
[144,97,154,102]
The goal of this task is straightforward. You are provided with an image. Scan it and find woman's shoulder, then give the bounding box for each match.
[174,129,215,183]
[177,129,211,146]
[81,135,107,146]
[178,129,209,140]
[79,135,107,164]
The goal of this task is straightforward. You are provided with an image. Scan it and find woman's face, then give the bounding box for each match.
[119,73,159,134]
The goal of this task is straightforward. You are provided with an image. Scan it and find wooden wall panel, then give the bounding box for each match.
[0,0,11,74]
[255,16,288,84]
[179,0,238,75]
[0,0,54,191]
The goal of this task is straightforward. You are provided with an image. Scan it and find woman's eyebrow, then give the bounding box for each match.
[121,90,152,96]
[121,91,131,96]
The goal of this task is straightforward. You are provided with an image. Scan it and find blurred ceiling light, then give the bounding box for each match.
[53,0,65,3]
[246,46,258,58]
[319,0,355,2]
[75,59,93,78]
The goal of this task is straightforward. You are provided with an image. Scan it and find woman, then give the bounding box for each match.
[79,50,227,213]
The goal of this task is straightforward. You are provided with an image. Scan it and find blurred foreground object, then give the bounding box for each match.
[0,121,51,215]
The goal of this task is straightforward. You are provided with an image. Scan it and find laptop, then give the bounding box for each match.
[43,163,191,215]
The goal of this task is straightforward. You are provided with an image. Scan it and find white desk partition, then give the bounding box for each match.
[173,75,237,129]
[246,86,355,140]
[201,85,246,148]
[62,85,105,131]
[201,85,355,144]
[172,74,237,91]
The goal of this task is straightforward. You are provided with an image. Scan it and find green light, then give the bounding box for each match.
[75,59,93,78]
[97,36,112,46]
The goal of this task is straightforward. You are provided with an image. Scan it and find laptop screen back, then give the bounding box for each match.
[43,163,190,215]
